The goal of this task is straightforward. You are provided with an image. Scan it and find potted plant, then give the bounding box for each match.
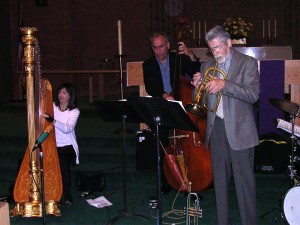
[223,17,253,44]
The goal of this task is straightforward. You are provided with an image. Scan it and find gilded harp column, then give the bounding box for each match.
[23,27,38,164]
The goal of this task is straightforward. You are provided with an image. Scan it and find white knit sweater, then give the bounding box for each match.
[53,103,80,164]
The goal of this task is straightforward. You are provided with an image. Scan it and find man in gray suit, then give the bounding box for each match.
[191,25,260,225]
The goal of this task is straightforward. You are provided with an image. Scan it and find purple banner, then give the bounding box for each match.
[258,60,285,135]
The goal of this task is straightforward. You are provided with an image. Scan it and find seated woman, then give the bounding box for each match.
[42,83,80,205]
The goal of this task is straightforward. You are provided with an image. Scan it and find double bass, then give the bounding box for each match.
[163,16,213,193]
[10,27,62,217]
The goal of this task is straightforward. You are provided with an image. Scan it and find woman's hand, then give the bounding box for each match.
[41,113,54,123]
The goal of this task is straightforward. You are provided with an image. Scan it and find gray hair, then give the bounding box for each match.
[205,25,231,44]
[148,31,170,44]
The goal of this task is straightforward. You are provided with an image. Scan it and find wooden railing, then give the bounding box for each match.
[17,70,126,104]
[17,59,300,123]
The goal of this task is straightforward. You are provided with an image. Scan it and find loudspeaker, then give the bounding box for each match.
[36,0,47,7]
[136,129,157,172]
[0,202,10,225]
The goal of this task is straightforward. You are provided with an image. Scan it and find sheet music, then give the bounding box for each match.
[86,196,112,208]
[277,118,300,137]
[126,96,187,112]
[168,99,186,112]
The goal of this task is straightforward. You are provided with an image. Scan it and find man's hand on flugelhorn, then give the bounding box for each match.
[191,72,225,94]
[205,78,225,94]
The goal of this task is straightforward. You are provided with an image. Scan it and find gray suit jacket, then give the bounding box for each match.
[199,49,260,150]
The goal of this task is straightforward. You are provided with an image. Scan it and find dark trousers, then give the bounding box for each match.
[57,145,76,202]
[210,117,256,225]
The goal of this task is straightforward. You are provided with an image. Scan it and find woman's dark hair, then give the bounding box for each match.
[54,83,77,109]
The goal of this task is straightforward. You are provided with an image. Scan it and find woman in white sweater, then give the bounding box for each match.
[42,83,80,205]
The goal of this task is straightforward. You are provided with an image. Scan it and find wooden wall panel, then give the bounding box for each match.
[6,0,300,99]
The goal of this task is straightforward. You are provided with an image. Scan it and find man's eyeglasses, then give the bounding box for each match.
[209,42,226,53]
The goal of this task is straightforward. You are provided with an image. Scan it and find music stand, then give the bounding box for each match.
[126,97,199,225]
[94,100,148,225]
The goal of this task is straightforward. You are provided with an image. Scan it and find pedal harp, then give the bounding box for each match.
[10,27,62,217]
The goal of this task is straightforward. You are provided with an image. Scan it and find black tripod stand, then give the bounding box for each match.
[94,100,148,225]
[107,114,148,225]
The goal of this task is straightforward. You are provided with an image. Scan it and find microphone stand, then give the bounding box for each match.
[33,144,47,225]
[288,113,298,187]
[154,116,163,225]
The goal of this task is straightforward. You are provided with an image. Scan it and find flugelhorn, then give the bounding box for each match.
[185,62,227,115]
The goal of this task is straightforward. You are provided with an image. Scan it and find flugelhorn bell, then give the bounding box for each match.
[185,62,227,115]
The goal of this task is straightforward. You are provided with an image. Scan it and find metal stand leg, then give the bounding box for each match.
[107,114,148,225]
[260,201,284,224]
[39,146,46,225]
[154,116,162,225]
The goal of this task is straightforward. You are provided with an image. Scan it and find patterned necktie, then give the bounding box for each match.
[215,63,226,119]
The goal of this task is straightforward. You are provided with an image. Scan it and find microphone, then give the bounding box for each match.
[32,125,53,151]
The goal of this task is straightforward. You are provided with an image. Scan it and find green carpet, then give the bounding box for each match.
[0,98,294,225]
